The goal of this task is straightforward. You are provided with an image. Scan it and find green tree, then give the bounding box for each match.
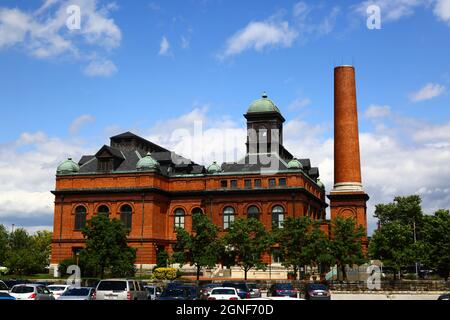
[0,224,8,265]
[4,228,35,275]
[369,221,416,279]
[81,215,136,278]
[374,195,423,230]
[273,216,312,279]
[30,230,52,273]
[156,250,170,268]
[330,217,366,281]
[419,209,450,280]
[172,212,221,280]
[223,218,271,280]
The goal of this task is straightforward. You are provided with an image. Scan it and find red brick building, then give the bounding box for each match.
[50,66,368,273]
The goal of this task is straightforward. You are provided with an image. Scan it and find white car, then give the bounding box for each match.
[251,297,305,300]
[47,285,71,300]
[9,284,55,300]
[207,287,240,300]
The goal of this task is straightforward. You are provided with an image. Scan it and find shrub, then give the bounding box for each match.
[152,267,178,280]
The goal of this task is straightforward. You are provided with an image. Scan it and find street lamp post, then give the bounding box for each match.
[413,220,419,278]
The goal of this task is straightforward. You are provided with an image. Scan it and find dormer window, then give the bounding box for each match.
[98,158,113,172]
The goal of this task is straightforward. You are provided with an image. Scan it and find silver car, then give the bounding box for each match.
[58,287,95,300]
[144,285,162,300]
[94,279,147,300]
[247,283,262,298]
[9,284,55,300]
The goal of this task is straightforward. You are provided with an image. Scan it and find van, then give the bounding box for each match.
[94,279,147,300]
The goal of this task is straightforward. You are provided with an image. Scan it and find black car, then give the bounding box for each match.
[157,288,193,301]
[438,293,449,300]
[268,283,297,298]
[222,281,251,299]
[303,283,331,300]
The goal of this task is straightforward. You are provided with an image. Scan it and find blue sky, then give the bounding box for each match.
[0,0,449,234]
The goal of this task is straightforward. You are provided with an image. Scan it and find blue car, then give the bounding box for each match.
[0,292,16,300]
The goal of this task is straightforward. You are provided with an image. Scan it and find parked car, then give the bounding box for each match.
[47,284,71,300]
[0,292,16,300]
[9,284,55,300]
[58,287,96,300]
[144,285,162,300]
[0,280,9,293]
[247,283,262,298]
[252,297,304,301]
[1,279,29,290]
[94,279,147,300]
[269,283,298,298]
[199,283,222,300]
[303,283,331,300]
[207,287,240,300]
[222,281,251,299]
[157,288,193,300]
[438,293,449,300]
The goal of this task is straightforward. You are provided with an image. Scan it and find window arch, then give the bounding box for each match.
[174,208,185,229]
[97,205,110,218]
[247,205,260,220]
[74,206,87,230]
[223,206,235,230]
[272,205,285,228]
[120,204,132,230]
[191,207,203,216]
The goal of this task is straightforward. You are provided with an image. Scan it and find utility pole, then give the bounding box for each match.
[413,220,419,278]
[11,224,15,233]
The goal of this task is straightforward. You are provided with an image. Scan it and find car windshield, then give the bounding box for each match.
[161,289,185,297]
[48,286,67,291]
[212,289,235,295]
[63,288,90,296]
[276,284,294,290]
[223,283,247,290]
[97,281,127,291]
[11,286,34,293]
[308,284,328,290]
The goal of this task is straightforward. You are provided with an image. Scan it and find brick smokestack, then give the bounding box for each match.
[333,65,363,192]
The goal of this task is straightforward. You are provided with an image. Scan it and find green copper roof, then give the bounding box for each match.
[247,92,281,114]
[57,158,80,174]
[316,179,325,189]
[207,161,222,174]
[136,152,159,171]
[287,158,303,169]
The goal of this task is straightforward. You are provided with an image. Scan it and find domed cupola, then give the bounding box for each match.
[136,152,159,171]
[56,158,80,175]
[207,161,222,174]
[247,92,281,114]
[287,158,303,170]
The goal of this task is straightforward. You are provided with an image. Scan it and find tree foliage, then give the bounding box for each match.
[330,217,366,280]
[173,212,221,280]
[81,215,136,278]
[222,218,271,280]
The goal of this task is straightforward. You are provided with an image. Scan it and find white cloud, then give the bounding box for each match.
[0,0,122,75]
[181,36,190,49]
[412,121,450,142]
[82,58,117,77]
[221,20,298,57]
[364,104,391,118]
[69,114,95,134]
[159,36,170,56]
[409,83,446,102]
[434,0,450,22]
[354,0,424,22]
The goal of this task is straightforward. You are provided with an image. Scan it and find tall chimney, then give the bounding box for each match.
[328,65,369,235]
[333,66,362,192]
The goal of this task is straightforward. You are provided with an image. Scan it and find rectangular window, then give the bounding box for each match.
[244,179,252,188]
[223,214,235,230]
[220,180,228,188]
[269,178,276,187]
[230,180,238,188]
[254,179,262,188]
[174,216,185,229]
[279,178,287,186]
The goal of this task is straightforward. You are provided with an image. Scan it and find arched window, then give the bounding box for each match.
[191,207,203,216]
[247,205,260,220]
[223,206,235,230]
[120,204,132,230]
[191,207,203,230]
[97,205,110,218]
[272,205,285,228]
[174,208,185,229]
[74,206,87,230]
